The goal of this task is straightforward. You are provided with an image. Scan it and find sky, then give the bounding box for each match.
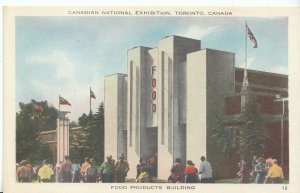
[16,16,288,122]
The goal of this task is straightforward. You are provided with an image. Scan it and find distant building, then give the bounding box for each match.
[223,68,288,177]
[39,127,86,162]
[104,35,288,179]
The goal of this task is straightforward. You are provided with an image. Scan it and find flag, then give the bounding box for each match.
[32,102,44,113]
[90,89,96,99]
[246,25,258,48]
[59,96,71,106]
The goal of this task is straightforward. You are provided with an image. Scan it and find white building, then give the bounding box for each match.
[104,35,235,179]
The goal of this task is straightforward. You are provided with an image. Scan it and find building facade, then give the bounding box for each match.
[39,126,86,162]
[104,35,288,179]
[223,68,289,177]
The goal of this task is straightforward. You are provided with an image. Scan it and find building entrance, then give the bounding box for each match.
[141,127,158,177]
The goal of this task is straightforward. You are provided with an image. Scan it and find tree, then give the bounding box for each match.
[70,129,88,163]
[16,100,56,164]
[78,113,89,127]
[31,100,58,132]
[85,102,105,163]
[209,114,238,178]
[211,114,234,157]
[69,121,77,128]
[70,102,105,164]
[238,96,269,161]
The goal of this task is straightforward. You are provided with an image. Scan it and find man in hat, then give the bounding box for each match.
[115,153,129,182]
[100,155,115,183]
[59,155,73,182]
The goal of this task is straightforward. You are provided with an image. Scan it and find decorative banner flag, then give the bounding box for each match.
[90,89,96,99]
[32,102,44,113]
[59,96,71,106]
[246,25,258,48]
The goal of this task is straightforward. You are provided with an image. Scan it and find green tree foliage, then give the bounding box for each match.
[78,113,89,127]
[85,102,105,163]
[238,96,269,161]
[209,114,238,179]
[70,103,105,164]
[16,100,56,164]
[32,100,58,132]
[70,129,88,163]
[69,121,77,128]
[211,115,234,157]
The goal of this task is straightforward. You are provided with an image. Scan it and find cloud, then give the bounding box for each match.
[26,49,76,86]
[269,66,288,75]
[26,50,100,121]
[98,29,125,45]
[178,25,219,39]
[31,80,51,94]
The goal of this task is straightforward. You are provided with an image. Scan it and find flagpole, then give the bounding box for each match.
[57,94,60,167]
[59,94,61,119]
[243,20,249,88]
[245,20,247,73]
[90,86,92,114]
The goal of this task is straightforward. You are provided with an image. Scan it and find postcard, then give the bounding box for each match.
[3,6,300,193]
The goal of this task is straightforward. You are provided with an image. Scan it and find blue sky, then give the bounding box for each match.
[16,16,288,121]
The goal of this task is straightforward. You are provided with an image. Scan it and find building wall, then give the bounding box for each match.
[39,127,85,163]
[235,68,288,97]
[104,74,127,161]
[57,118,70,163]
[186,49,235,169]
[186,50,207,169]
[39,130,57,159]
[225,95,241,115]
[142,47,159,164]
[146,48,158,128]
[157,36,200,179]
[127,47,152,178]
[265,122,289,176]
[117,76,128,158]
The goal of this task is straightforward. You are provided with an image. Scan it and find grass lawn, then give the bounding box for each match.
[126,178,168,183]
[215,178,240,183]
[30,176,289,184]
[126,178,289,184]
[215,178,289,184]
[127,178,241,184]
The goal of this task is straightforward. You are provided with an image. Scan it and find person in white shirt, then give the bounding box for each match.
[198,156,214,183]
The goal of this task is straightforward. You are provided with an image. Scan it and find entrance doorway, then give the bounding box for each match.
[141,127,158,177]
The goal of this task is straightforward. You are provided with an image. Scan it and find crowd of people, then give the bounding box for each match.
[16,154,284,184]
[237,156,285,184]
[16,153,130,183]
[56,153,130,183]
[167,156,214,183]
[135,155,157,183]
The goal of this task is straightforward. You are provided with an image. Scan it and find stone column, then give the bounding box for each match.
[56,111,70,164]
